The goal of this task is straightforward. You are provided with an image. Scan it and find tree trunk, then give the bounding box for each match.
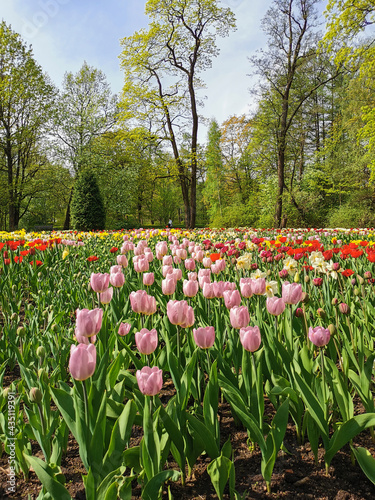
[63,189,73,230]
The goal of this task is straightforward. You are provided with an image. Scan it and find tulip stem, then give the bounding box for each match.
[320,349,327,422]
[176,325,180,361]
[206,350,211,377]
[82,380,89,429]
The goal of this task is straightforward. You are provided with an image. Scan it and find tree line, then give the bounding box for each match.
[1,0,374,232]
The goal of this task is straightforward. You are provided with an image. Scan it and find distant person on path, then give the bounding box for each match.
[168,219,172,228]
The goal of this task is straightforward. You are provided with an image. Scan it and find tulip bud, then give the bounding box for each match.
[304,275,310,283]
[351,278,356,286]
[29,387,43,404]
[36,346,46,359]
[364,271,372,279]
[357,275,364,285]
[17,326,25,337]
[353,287,360,296]
[301,292,309,304]
[294,272,300,283]
[316,308,326,319]
[339,302,350,315]
[38,368,49,385]
[11,312,18,321]
[328,324,336,336]
[331,298,339,306]
[295,307,304,318]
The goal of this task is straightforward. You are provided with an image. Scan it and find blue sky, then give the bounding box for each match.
[2,0,286,141]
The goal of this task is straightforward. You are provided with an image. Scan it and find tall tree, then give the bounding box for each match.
[51,62,118,228]
[0,21,56,230]
[250,0,341,227]
[119,0,236,228]
[202,119,224,221]
[323,1,375,180]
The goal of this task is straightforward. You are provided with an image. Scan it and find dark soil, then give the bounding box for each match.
[1,371,375,500]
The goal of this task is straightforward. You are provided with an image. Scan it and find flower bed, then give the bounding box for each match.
[0,227,375,499]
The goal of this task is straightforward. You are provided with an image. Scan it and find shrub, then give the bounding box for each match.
[71,169,106,230]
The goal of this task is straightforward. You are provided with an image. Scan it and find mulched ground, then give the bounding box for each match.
[1,369,375,500]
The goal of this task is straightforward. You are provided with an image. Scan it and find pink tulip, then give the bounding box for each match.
[211,263,221,275]
[203,257,212,268]
[144,294,157,315]
[172,268,182,281]
[188,272,198,281]
[203,282,216,299]
[118,322,131,336]
[194,250,204,262]
[121,241,134,253]
[167,300,191,326]
[176,248,187,260]
[162,265,173,277]
[90,273,110,293]
[240,278,253,298]
[76,308,103,338]
[144,250,154,262]
[110,265,122,275]
[74,328,96,345]
[266,297,285,316]
[110,271,125,288]
[173,256,182,265]
[135,328,158,355]
[136,366,163,396]
[184,258,196,271]
[240,326,261,352]
[193,326,215,349]
[133,255,149,273]
[156,241,168,257]
[198,275,211,290]
[212,281,225,298]
[163,255,173,266]
[143,272,154,286]
[116,254,128,267]
[198,268,211,278]
[230,306,250,329]
[100,287,113,304]
[69,343,96,380]
[183,279,199,297]
[308,326,330,347]
[130,290,156,315]
[282,282,303,304]
[223,289,241,309]
[180,305,195,328]
[252,278,266,295]
[162,275,177,295]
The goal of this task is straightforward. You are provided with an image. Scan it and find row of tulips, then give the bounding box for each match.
[0,227,375,499]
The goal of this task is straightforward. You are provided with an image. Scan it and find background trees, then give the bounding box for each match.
[119,0,236,228]
[0,21,56,231]
[1,1,375,231]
